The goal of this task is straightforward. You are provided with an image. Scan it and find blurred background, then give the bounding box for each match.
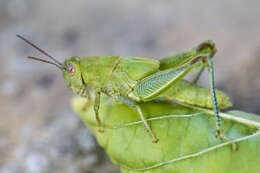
[0,0,260,172]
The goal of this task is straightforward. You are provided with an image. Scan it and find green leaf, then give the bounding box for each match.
[72,96,260,173]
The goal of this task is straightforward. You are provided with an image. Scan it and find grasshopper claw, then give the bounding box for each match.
[98,127,104,133]
[152,137,159,143]
[216,129,237,152]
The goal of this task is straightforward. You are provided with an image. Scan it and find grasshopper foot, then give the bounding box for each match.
[216,129,237,152]
[231,141,238,151]
[98,127,104,133]
[82,100,90,111]
[216,129,221,137]
[97,120,104,133]
[145,127,158,143]
[152,137,159,143]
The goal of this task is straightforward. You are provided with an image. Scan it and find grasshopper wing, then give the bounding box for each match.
[133,64,193,101]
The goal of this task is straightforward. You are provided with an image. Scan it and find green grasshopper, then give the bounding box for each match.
[17,34,231,143]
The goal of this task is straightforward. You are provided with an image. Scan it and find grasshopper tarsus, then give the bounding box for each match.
[152,137,159,143]
[98,127,104,133]
[216,129,238,152]
[231,142,238,152]
[149,132,158,143]
[96,116,103,132]
[216,129,221,137]
[82,102,89,111]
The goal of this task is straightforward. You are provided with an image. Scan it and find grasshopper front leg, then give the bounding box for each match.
[81,88,103,132]
[94,91,104,133]
[82,88,92,110]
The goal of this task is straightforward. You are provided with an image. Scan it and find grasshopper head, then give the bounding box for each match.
[62,57,87,96]
[16,35,87,97]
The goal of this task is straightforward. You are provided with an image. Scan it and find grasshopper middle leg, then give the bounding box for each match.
[117,96,158,143]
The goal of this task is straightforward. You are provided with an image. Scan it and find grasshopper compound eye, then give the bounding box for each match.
[67,62,75,74]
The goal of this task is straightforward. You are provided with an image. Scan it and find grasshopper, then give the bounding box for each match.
[17,34,231,143]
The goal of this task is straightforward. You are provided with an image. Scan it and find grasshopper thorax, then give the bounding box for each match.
[62,57,88,97]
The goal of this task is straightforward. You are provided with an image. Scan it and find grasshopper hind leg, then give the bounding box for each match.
[152,40,236,149]
[202,53,237,150]
[191,67,205,84]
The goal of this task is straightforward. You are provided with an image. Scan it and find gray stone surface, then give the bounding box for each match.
[0,1,260,172]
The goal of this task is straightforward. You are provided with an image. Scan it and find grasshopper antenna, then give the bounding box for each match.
[28,56,62,69]
[16,34,63,66]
